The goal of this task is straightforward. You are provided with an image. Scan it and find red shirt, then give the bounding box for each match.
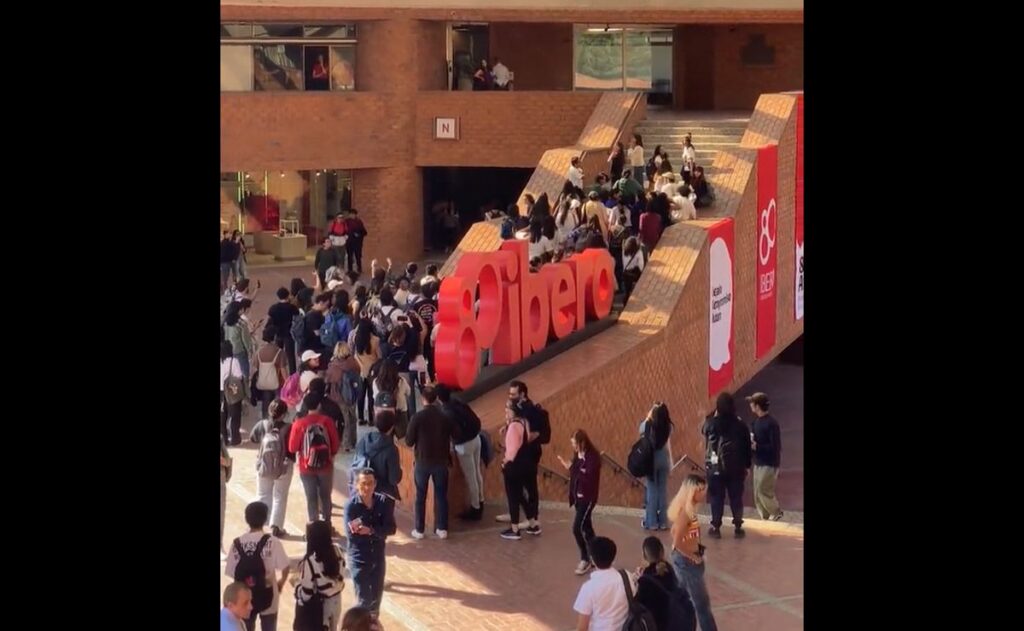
[288,413,340,474]
[329,219,347,237]
[639,212,663,249]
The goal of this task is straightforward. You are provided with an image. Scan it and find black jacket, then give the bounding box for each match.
[702,413,752,475]
[751,414,782,468]
[405,404,454,468]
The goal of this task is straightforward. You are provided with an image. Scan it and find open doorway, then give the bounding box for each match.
[448,23,490,91]
[422,167,532,252]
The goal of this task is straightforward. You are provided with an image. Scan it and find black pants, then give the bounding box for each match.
[503,463,539,524]
[572,500,597,562]
[346,239,364,273]
[359,376,373,422]
[279,336,297,375]
[708,471,746,529]
[221,393,243,445]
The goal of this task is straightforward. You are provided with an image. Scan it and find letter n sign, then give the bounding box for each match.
[434,117,459,140]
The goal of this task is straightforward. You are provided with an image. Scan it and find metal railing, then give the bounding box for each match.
[672,454,705,474]
[599,451,644,489]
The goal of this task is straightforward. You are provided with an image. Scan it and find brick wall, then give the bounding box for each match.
[714,24,803,110]
[435,93,803,508]
[490,23,574,91]
[414,92,600,167]
[417,20,449,91]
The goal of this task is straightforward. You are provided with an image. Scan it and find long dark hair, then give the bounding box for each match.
[305,521,341,579]
[571,429,598,455]
[648,402,674,450]
[354,319,373,354]
[375,359,400,394]
[715,392,736,417]
[642,535,672,577]
[529,218,543,243]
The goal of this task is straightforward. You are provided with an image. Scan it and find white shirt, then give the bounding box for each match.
[671,195,697,221]
[628,145,644,167]
[568,165,584,189]
[492,62,511,86]
[556,210,579,244]
[623,250,645,273]
[221,358,243,391]
[224,532,290,615]
[573,568,635,631]
[607,205,631,229]
[682,145,697,165]
[394,289,410,309]
[296,543,345,601]
[300,369,318,393]
[528,235,556,262]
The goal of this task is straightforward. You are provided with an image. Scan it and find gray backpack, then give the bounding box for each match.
[223,358,246,405]
[256,423,287,479]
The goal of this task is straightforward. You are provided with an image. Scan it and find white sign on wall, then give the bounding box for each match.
[434,117,459,140]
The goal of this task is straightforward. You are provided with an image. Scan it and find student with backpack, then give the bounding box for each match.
[668,474,717,631]
[437,385,484,521]
[352,410,402,500]
[498,400,540,541]
[633,536,697,631]
[345,467,397,616]
[573,536,646,631]
[294,520,346,631]
[288,391,341,537]
[222,341,246,446]
[249,400,294,539]
[639,403,674,531]
[325,342,363,451]
[224,502,291,631]
[702,392,752,539]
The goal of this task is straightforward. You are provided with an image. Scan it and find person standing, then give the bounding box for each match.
[294,520,346,631]
[404,386,454,539]
[255,326,288,418]
[315,237,342,289]
[222,341,246,446]
[437,385,484,521]
[353,410,403,500]
[289,391,342,536]
[747,392,783,521]
[640,402,674,531]
[221,231,240,293]
[492,57,512,90]
[628,135,645,185]
[268,288,300,376]
[572,536,634,631]
[668,474,717,631]
[250,400,295,539]
[225,502,291,631]
[345,468,397,616]
[608,141,626,182]
[702,392,752,539]
[325,342,362,451]
[345,209,368,273]
[556,429,602,575]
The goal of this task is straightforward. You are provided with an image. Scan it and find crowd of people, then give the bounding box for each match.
[218,138,786,629]
[484,132,716,304]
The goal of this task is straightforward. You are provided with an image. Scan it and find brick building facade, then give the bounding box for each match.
[220,1,803,264]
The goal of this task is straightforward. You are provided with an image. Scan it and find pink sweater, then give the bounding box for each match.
[503,420,526,464]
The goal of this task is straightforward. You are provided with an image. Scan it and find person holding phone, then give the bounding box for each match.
[344,468,397,616]
[557,429,602,575]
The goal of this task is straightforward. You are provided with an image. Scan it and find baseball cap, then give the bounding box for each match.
[745,392,770,408]
[300,350,320,363]
[374,391,397,408]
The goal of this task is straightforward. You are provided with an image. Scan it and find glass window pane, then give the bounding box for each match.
[330,46,356,90]
[221,23,252,38]
[254,24,303,38]
[650,33,673,94]
[304,24,356,39]
[221,45,253,91]
[574,29,623,90]
[253,45,304,91]
[624,31,652,91]
[304,46,330,91]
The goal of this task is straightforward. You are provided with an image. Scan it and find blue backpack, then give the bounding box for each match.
[500,217,515,240]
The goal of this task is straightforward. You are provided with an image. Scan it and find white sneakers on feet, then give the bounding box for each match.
[437,530,449,540]
[411,530,425,540]
[574,560,593,575]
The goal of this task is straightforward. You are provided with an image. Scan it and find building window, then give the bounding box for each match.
[220,170,353,236]
[220,23,357,92]
[574,26,672,94]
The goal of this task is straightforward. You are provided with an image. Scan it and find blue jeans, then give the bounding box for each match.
[220,263,233,290]
[413,463,449,532]
[234,351,250,379]
[644,447,671,529]
[300,470,334,528]
[671,549,717,631]
[348,550,386,614]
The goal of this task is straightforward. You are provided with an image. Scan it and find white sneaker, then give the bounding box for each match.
[574,560,593,575]
[411,529,425,540]
[436,529,449,540]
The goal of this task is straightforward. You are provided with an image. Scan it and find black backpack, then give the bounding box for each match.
[447,399,481,444]
[534,404,551,445]
[639,574,697,631]
[233,535,273,613]
[619,569,658,631]
[627,428,656,478]
[707,417,743,474]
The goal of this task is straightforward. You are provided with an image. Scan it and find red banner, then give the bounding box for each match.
[795,94,804,320]
[756,144,778,359]
[708,218,734,397]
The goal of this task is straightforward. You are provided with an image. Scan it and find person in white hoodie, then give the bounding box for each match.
[556,199,581,246]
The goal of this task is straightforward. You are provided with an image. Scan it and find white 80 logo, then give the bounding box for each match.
[758,198,777,266]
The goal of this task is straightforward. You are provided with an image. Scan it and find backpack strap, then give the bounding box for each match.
[254,533,271,557]
[618,569,635,606]
[232,537,245,558]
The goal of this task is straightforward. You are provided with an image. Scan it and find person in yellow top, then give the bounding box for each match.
[668,474,718,631]
[582,191,610,239]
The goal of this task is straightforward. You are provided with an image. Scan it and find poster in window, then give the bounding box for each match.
[330,46,356,91]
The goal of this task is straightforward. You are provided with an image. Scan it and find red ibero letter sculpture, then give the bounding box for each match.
[434,239,614,389]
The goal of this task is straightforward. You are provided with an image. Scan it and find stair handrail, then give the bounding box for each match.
[599,451,644,489]
[672,454,706,474]
[492,435,570,485]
